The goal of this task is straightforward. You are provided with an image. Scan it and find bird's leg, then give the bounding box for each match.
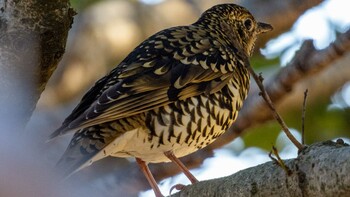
[136,158,163,197]
[164,151,198,184]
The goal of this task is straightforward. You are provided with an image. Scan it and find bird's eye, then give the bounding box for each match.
[244,18,253,31]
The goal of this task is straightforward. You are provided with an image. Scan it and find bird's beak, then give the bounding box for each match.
[257,22,273,34]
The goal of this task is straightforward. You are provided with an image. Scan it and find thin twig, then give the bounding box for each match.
[246,65,304,150]
[301,89,308,145]
[269,146,292,176]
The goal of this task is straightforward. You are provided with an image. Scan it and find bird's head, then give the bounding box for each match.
[198,4,273,56]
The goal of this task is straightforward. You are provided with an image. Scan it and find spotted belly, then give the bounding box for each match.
[107,86,242,163]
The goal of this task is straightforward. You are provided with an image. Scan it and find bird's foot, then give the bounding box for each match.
[169,183,186,195]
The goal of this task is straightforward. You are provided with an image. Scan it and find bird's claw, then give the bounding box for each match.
[169,184,186,195]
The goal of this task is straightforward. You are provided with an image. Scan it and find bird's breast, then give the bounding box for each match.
[109,79,247,163]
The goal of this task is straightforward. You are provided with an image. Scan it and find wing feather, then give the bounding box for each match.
[50,25,244,139]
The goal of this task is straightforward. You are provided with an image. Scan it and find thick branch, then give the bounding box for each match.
[0,0,74,129]
[173,140,350,197]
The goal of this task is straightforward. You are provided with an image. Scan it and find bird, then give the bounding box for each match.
[49,3,272,197]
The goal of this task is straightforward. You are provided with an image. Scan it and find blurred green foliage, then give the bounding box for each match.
[243,122,281,151]
[243,99,350,151]
[70,0,102,10]
[70,0,141,10]
[250,56,280,69]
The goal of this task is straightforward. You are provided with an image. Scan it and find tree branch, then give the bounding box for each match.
[301,89,308,145]
[245,64,304,150]
[172,140,350,197]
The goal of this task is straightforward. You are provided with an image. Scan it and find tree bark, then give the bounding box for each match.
[0,0,74,130]
[172,140,350,197]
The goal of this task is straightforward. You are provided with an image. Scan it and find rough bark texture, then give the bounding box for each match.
[0,0,74,129]
[172,140,350,197]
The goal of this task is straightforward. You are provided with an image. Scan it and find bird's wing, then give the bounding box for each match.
[50,26,246,139]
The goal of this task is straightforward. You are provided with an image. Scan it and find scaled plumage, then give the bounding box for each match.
[50,3,272,197]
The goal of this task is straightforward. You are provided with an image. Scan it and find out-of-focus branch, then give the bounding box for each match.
[173,140,350,197]
[0,0,74,129]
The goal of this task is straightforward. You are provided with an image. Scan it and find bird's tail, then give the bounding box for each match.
[54,126,120,178]
[55,139,96,178]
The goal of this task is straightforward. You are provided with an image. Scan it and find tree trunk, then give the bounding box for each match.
[0,0,74,130]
